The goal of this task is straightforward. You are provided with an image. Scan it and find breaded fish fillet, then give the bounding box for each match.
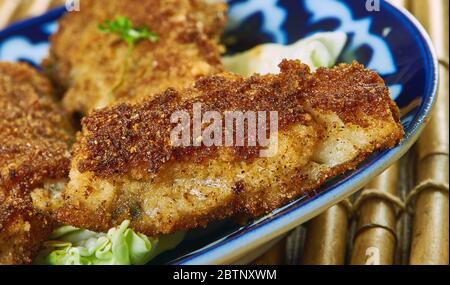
[0,63,73,264]
[44,0,227,115]
[37,60,403,236]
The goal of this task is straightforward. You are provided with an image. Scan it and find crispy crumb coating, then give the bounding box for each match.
[39,60,404,236]
[44,0,227,115]
[0,195,53,265]
[0,62,72,264]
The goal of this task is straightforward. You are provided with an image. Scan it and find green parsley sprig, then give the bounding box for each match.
[98,16,159,46]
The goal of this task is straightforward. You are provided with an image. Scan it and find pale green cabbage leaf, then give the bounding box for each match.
[35,220,184,265]
[223,31,347,76]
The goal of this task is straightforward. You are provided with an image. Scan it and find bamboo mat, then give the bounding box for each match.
[0,0,448,265]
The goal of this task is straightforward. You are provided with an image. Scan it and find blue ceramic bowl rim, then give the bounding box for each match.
[0,7,65,38]
[0,2,438,265]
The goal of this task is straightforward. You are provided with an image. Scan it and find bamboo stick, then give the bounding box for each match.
[12,0,52,22]
[27,0,53,15]
[350,164,400,265]
[410,156,449,264]
[50,0,66,7]
[252,238,286,265]
[409,0,449,265]
[302,203,349,265]
[0,0,21,29]
[396,152,415,264]
[388,0,410,10]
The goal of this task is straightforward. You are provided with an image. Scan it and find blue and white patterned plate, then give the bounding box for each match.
[0,0,437,265]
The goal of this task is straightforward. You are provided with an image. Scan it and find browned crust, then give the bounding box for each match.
[0,62,73,192]
[76,60,403,179]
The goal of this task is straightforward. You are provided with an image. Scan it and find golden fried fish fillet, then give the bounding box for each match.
[37,60,403,236]
[44,0,227,116]
[0,62,73,264]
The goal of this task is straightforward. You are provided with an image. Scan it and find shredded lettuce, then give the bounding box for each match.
[35,220,184,265]
[223,31,347,76]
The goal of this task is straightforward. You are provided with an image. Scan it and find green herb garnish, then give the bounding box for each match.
[97,16,159,98]
[98,16,159,46]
